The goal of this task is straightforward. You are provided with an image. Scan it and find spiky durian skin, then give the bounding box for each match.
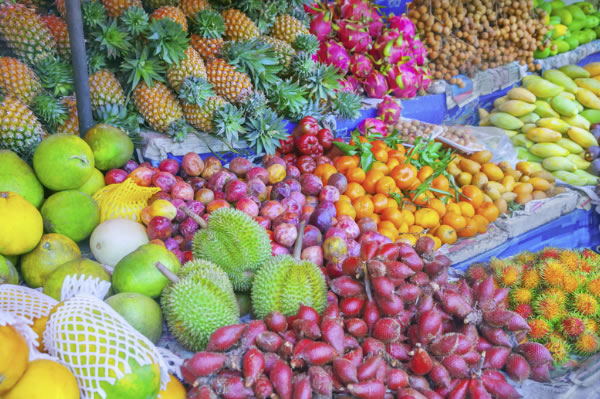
[251,255,327,319]
[192,208,271,292]
[161,260,239,352]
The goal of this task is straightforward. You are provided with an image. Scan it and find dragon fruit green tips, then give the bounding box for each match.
[377,96,402,125]
[389,14,416,40]
[318,40,351,74]
[359,117,388,137]
[386,64,418,99]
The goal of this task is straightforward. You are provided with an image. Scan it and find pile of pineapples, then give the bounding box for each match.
[0,0,362,156]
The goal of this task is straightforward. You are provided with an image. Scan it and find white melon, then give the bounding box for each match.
[90,219,149,267]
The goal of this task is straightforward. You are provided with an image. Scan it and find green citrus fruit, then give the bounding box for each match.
[84,124,134,171]
[76,168,106,196]
[0,150,44,208]
[33,134,94,191]
[105,292,163,343]
[20,233,81,288]
[0,254,18,284]
[41,190,100,242]
[43,257,111,300]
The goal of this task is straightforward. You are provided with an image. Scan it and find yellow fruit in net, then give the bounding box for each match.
[4,359,79,399]
[0,324,29,393]
[158,374,186,399]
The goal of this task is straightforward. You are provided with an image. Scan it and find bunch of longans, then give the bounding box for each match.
[181,237,554,399]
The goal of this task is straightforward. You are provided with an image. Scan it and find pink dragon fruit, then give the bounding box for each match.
[359,117,388,137]
[337,19,372,53]
[386,63,418,98]
[362,70,389,99]
[310,10,332,41]
[340,0,372,21]
[377,95,402,124]
[318,40,351,74]
[411,38,428,66]
[369,28,401,61]
[350,53,373,79]
[389,14,416,41]
[346,75,362,93]
[416,66,432,92]
[368,8,385,37]
[337,78,354,93]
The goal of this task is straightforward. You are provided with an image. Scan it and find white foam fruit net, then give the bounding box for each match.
[0,309,47,361]
[44,295,169,399]
[60,274,112,301]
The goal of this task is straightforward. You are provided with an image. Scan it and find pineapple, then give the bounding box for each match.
[182,95,226,132]
[271,14,309,44]
[0,96,47,157]
[179,0,208,18]
[56,96,79,135]
[89,70,126,110]
[167,46,207,92]
[222,9,259,41]
[100,0,143,17]
[0,3,57,65]
[0,57,42,105]
[40,15,70,60]
[151,6,188,32]
[132,80,186,136]
[206,58,252,104]
[259,36,294,67]
[190,9,225,62]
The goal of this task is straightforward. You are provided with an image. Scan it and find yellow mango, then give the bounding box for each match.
[567,126,598,148]
[519,113,541,124]
[489,112,524,130]
[522,123,536,134]
[531,170,556,183]
[498,100,537,117]
[542,156,577,171]
[526,127,562,143]
[529,177,551,191]
[552,170,588,185]
[559,64,591,79]
[503,129,519,137]
[493,96,509,108]
[543,69,578,93]
[575,78,600,95]
[536,117,570,133]
[556,92,576,101]
[566,153,591,169]
[478,108,490,126]
[556,137,584,153]
[523,75,543,86]
[562,114,591,130]
[583,62,600,77]
[534,100,560,118]
[512,134,535,148]
[576,87,600,109]
[573,169,600,185]
[526,78,564,98]
[507,87,536,103]
[550,96,579,117]
[530,142,570,158]
[481,163,505,181]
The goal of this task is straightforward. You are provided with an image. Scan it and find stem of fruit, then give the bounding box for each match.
[293,220,307,261]
[101,263,114,276]
[155,262,179,283]
[181,205,208,229]
[363,262,373,303]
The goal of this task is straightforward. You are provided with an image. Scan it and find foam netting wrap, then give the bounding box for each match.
[43,295,171,399]
[93,178,160,223]
[60,274,111,301]
[0,284,59,359]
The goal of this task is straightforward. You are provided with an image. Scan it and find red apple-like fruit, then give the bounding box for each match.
[225,180,248,202]
[147,216,172,240]
[152,171,177,192]
[206,199,230,213]
[195,188,215,205]
[123,160,139,174]
[172,181,194,201]
[182,153,204,177]
[236,198,259,217]
[105,169,128,184]
[129,167,154,186]
[159,159,180,175]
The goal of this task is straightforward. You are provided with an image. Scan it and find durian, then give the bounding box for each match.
[251,255,327,319]
[160,260,240,351]
[192,208,271,291]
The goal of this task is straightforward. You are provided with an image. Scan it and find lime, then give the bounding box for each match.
[21,233,81,288]
[84,124,134,171]
[105,293,163,343]
[41,190,100,242]
[76,168,105,196]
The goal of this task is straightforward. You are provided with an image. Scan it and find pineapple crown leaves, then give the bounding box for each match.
[31,92,68,133]
[87,49,109,74]
[95,19,132,59]
[120,6,150,37]
[178,76,214,106]
[287,5,311,27]
[94,103,143,145]
[243,108,289,155]
[82,0,108,32]
[212,102,246,145]
[190,9,225,39]
[34,57,74,97]
[169,118,193,142]
[222,39,284,94]
[303,63,342,103]
[249,0,289,34]
[271,80,308,118]
[120,45,166,90]
[292,33,319,55]
[289,52,317,81]
[240,90,269,117]
[147,18,189,65]
[288,98,325,122]
[332,91,362,120]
